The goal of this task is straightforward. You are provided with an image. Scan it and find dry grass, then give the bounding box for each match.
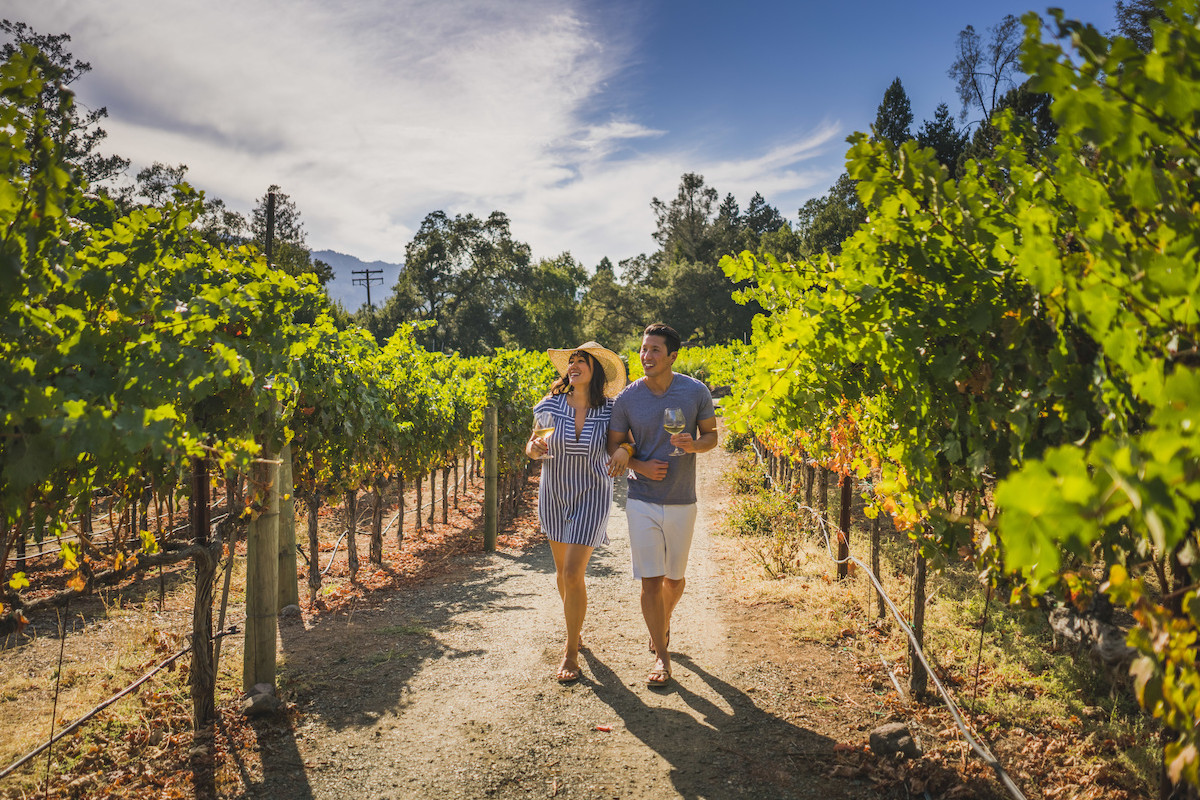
[715,447,1158,798]
[0,468,513,798]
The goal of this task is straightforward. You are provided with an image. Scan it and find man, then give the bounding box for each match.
[607,323,717,687]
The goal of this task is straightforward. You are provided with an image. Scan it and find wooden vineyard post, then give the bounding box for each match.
[804,461,814,509]
[305,495,321,602]
[415,475,422,532]
[369,480,384,565]
[344,489,359,580]
[909,541,929,697]
[244,455,280,692]
[442,466,449,524]
[396,478,406,552]
[276,443,299,610]
[872,514,884,619]
[188,457,216,728]
[818,466,830,533]
[837,473,852,580]
[484,405,497,551]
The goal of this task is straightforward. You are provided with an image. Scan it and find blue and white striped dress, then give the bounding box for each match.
[533,393,614,547]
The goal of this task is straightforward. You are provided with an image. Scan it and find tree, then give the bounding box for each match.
[743,192,786,239]
[1113,0,1169,51]
[133,162,189,206]
[796,173,866,256]
[390,210,533,355]
[916,102,969,171]
[579,257,647,351]
[958,82,1056,170]
[249,185,332,285]
[0,20,129,184]
[651,173,719,265]
[948,14,1024,124]
[873,77,914,146]
[497,252,585,351]
[757,223,805,262]
[709,193,744,260]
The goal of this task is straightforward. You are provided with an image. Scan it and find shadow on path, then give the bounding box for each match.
[582,648,841,799]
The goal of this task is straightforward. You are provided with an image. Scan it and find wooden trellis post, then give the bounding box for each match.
[277,443,298,610]
[244,455,279,691]
[837,473,852,580]
[484,405,497,551]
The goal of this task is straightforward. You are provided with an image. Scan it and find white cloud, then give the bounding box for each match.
[14,0,842,268]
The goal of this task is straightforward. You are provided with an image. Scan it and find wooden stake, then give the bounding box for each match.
[484,405,497,551]
[276,443,299,610]
[243,456,279,692]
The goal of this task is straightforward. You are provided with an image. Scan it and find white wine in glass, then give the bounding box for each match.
[663,407,685,456]
[533,411,555,459]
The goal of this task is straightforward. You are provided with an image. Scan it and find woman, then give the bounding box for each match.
[526,341,627,683]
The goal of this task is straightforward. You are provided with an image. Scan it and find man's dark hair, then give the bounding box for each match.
[643,322,681,355]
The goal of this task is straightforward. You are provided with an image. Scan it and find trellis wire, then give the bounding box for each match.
[0,620,242,782]
[751,440,1028,800]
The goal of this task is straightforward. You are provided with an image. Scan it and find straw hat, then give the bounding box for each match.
[547,341,627,398]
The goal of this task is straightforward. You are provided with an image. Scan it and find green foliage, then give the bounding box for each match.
[498,252,586,351]
[721,0,1200,782]
[390,210,533,355]
[872,77,913,146]
[795,172,866,257]
[916,102,968,172]
[0,20,129,184]
[0,46,554,621]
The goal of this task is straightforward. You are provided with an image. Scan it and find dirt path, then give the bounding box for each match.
[237,438,882,800]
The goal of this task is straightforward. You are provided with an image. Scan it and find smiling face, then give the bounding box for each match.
[639,334,677,379]
[566,352,594,388]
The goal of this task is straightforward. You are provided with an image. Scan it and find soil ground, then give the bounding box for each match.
[1,425,1003,800]
[234,435,886,799]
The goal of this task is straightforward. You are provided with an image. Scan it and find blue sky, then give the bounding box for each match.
[7,0,1117,270]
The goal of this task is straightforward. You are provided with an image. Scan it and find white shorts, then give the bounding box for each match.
[626,499,698,580]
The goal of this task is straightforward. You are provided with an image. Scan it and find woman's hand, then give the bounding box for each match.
[606,446,629,476]
[526,436,548,460]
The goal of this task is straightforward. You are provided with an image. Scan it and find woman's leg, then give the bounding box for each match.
[548,540,594,679]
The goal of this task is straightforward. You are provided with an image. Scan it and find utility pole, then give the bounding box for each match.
[352,268,384,309]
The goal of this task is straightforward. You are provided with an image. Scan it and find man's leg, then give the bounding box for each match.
[641,576,672,682]
[659,503,697,633]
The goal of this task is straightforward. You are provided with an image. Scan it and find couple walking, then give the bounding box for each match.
[524,323,717,688]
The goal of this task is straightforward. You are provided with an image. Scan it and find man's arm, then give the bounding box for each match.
[607,428,668,480]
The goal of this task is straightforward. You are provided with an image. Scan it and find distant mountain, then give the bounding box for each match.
[313,250,404,312]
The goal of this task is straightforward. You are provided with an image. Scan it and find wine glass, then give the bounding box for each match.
[533,411,555,459]
[663,407,686,456]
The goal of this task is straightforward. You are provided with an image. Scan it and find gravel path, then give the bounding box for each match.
[244,442,878,800]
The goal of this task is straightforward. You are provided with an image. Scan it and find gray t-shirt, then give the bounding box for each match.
[610,373,715,505]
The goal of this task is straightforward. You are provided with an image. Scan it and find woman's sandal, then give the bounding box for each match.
[646,666,671,688]
[557,664,581,684]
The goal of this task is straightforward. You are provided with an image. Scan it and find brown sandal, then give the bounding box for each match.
[646,666,671,687]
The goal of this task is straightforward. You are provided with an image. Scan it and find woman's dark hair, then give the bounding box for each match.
[549,351,608,408]
[643,322,681,355]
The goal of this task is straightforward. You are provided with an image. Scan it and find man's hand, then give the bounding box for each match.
[672,417,718,455]
[633,459,669,481]
[670,432,699,453]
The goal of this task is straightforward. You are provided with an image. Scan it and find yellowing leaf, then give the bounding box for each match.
[7,572,29,590]
[67,572,87,593]
[61,541,79,571]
